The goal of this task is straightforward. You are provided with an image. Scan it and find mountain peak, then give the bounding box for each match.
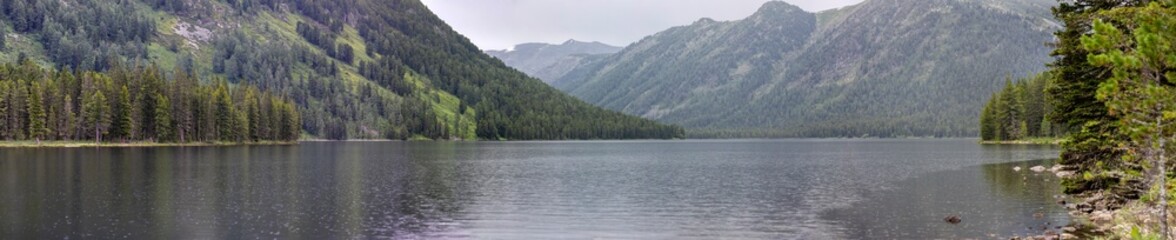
[756,1,806,15]
[694,17,717,25]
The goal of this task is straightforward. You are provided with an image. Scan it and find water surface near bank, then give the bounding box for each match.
[824,158,1069,239]
[0,139,1060,239]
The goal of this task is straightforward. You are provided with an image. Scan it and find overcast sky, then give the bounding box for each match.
[420,0,865,51]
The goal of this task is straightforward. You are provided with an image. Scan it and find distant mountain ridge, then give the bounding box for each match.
[546,0,1058,137]
[486,40,621,83]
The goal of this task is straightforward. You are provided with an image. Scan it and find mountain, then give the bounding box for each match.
[486,40,621,83]
[0,0,682,140]
[556,0,1059,137]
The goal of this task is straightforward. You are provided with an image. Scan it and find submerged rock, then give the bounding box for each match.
[1075,203,1095,213]
[1014,166,1023,172]
[944,215,962,224]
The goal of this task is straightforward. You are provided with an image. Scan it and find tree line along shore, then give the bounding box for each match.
[0,60,301,146]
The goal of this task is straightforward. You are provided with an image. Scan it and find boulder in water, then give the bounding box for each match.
[944,215,962,224]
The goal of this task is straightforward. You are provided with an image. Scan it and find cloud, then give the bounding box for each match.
[422,0,864,50]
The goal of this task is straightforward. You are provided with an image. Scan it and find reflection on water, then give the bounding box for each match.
[1,140,1060,239]
[825,158,1069,239]
[0,144,469,239]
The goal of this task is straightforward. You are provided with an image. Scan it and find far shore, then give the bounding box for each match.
[979,138,1063,145]
[0,138,1058,148]
[0,140,298,148]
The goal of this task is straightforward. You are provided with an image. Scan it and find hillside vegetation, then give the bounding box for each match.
[0,0,683,140]
[550,0,1058,138]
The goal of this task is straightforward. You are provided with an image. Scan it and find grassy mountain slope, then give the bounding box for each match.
[555,0,1057,137]
[0,0,682,140]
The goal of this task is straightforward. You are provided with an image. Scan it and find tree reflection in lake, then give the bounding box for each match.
[0,143,469,239]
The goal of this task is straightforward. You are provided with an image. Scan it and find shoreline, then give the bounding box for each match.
[0,141,298,148]
[980,138,1064,145]
[1018,164,1158,240]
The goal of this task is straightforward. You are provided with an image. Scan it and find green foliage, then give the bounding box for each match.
[153,94,172,142]
[1047,0,1145,194]
[347,0,683,140]
[0,81,9,138]
[0,63,299,143]
[0,27,6,50]
[81,86,110,142]
[0,0,683,141]
[1,0,155,71]
[25,81,45,140]
[1082,2,1176,236]
[111,85,133,140]
[1131,226,1163,240]
[979,73,1060,141]
[557,0,1055,138]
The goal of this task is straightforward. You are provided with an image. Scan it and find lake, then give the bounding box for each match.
[0,139,1066,239]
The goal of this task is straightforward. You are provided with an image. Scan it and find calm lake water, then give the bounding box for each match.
[0,139,1065,239]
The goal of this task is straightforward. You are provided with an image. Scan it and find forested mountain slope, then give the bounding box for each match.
[556,0,1057,137]
[0,0,682,140]
[486,40,621,83]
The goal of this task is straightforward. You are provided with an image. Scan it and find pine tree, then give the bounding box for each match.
[1048,0,1143,194]
[269,98,284,140]
[111,85,133,141]
[154,94,173,142]
[214,80,236,141]
[26,82,47,143]
[980,94,997,141]
[82,91,111,143]
[61,94,76,140]
[1082,3,1176,237]
[233,106,248,142]
[138,65,163,138]
[42,81,59,141]
[1023,73,1048,137]
[0,81,9,140]
[1001,79,1025,140]
[245,88,262,141]
[170,66,195,143]
[196,86,217,142]
[10,81,28,140]
[284,102,301,141]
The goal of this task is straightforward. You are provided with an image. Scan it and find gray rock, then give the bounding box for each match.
[1089,210,1113,223]
[1031,166,1047,172]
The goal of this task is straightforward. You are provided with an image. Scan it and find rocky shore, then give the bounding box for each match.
[1010,163,1169,240]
